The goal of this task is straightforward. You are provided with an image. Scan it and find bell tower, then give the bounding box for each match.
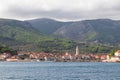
[75,46,79,55]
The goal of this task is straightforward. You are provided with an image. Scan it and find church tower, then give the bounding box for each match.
[75,45,79,55]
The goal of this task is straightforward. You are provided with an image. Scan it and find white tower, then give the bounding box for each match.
[75,46,79,55]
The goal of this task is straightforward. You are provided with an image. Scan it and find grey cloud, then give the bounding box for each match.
[1,0,120,21]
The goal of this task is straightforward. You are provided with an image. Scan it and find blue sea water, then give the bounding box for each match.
[0,62,120,80]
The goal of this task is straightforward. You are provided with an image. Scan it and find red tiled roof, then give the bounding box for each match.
[116,50,120,53]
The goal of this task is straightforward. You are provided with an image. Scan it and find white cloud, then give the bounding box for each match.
[0,0,120,21]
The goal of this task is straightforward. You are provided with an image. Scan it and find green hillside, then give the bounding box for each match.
[26,18,72,35]
[54,19,120,45]
[0,19,46,43]
[27,18,120,45]
[0,18,76,52]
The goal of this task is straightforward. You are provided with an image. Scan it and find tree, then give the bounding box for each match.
[109,49,116,58]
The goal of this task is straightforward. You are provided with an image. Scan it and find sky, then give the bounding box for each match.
[0,0,120,21]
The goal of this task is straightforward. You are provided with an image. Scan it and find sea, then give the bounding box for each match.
[0,62,120,80]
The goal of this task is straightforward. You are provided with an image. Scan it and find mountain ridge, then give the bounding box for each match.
[0,18,76,52]
[2,18,120,45]
[26,18,73,35]
[52,19,120,44]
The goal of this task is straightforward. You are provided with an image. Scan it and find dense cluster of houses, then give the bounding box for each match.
[0,46,109,62]
[0,52,108,62]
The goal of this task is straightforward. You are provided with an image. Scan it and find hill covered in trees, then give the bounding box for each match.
[27,18,120,45]
[54,19,120,44]
[26,18,72,35]
[0,18,76,53]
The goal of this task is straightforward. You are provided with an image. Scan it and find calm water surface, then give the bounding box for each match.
[0,62,120,80]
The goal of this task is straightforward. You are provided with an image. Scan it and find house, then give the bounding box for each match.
[102,50,120,62]
[114,50,120,57]
[6,55,19,62]
[100,55,107,60]
[61,52,73,61]
[0,53,11,61]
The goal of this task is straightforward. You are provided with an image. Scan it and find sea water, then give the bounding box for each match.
[0,62,120,80]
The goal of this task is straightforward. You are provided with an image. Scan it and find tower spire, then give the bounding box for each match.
[75,45,79,55]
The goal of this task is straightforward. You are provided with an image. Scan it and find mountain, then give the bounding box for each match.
[0,18,46,43]
[0,18,47,51]
[54,19,120,44]
[26,18,72,35]
[0,18,76,52]
[26,18,120,44]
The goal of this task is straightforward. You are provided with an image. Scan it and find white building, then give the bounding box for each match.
[115,50,120,57]
[75,46,79,56]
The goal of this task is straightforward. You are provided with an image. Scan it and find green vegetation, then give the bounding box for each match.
[0,19,76,53]
[0,19,46,43]
[38,39,76,53]
[0,46,17,55]
[26,18,71,35]
[109,49,116,58]
[54,19,120,44]
[77,43,119,54]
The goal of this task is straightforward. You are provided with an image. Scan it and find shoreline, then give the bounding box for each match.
[1,59,120,63]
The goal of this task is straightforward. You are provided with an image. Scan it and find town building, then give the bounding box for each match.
[102,50,120,62]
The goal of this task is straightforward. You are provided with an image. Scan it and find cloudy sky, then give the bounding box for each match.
[0,0,120,21]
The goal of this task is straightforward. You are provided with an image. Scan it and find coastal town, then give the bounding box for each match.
[0,46,120,62]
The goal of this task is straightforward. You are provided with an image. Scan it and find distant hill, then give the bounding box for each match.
[0,18,46,43]
[54,19,120,44]
[26,18,120,44]
[0,18,46,51]
[0,18,76,52]
[26,18,72,35]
